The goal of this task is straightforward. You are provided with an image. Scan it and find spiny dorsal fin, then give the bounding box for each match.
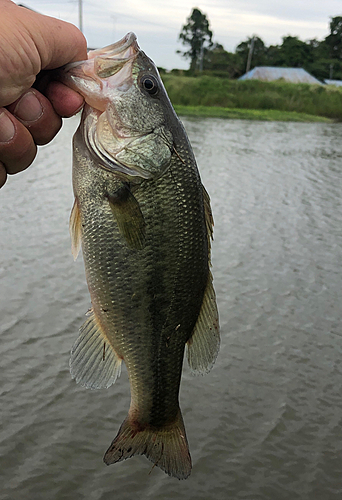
[186,271,220,375]
[69,198,82,261]
[70,309,122,389]
[107,184,146,250]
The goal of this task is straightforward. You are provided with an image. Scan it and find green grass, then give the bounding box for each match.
[162,74,342,122]
[173,105,332,122]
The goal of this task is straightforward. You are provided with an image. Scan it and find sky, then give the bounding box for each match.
[20,0,342,70]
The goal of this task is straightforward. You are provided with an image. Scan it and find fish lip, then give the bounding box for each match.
[87,32,139,59]
[59,32,139,93]
[65,32,139,71]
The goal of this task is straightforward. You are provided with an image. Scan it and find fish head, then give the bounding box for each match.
[60,33,176,180]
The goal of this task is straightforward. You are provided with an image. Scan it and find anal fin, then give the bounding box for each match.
[186,271,220,375]
[70,309,122,389]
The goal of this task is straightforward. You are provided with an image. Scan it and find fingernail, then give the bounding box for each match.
[14,91,43,122]
[0,111,15,143]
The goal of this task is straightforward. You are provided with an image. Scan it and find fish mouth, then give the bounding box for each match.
[87,32,139,61]
[59,32,140,109]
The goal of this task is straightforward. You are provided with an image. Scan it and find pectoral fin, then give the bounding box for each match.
[70,309,122,389]
[107,184,146,250]
[69,198,82,260]
[186,271,220,375]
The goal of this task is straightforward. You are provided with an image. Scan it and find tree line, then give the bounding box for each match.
[177,8,342,81]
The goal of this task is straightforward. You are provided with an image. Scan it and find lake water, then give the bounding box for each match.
[1,116,342,500]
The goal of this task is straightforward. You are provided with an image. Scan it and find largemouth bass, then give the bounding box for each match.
[61,32,219,480]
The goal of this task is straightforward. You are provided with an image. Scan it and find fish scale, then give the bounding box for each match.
[62,32,219,479]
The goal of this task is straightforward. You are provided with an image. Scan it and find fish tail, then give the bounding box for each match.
[103,408,191,479]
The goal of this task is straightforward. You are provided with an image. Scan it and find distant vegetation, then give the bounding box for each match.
[177,9,342,81]
[162,74,342,121]
[172,105,331,123]
[170,10,342,122]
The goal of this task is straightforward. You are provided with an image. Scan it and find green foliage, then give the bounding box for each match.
[173,105,331,122]
[268,36,313,67]
[236,36,267,71]
[307,58,342,81]
[178,8,213,71]
[325,16,342,60]
[176,11,342,81]
[162,74,342,120]
[202,43,241,78]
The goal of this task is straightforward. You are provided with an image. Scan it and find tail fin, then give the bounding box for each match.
[103,409,192,480]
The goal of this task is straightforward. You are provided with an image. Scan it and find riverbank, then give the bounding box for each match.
[162,74,342,122]
[173,105,332,122]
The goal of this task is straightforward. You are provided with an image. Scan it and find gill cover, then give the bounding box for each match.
[61,32,173,180]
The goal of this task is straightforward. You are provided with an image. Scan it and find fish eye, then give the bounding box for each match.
[140,75,159,95]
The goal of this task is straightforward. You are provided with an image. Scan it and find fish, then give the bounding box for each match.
[60,32,220,480]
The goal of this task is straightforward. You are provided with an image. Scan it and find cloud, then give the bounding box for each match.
[21,0,340,69]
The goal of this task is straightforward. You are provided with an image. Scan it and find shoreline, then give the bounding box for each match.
[173,105,333,123]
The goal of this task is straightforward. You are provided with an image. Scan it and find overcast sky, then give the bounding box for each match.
[22,0,342,70]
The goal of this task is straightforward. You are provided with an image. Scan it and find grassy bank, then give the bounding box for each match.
[162,74,342,121]
[173,105,331,122]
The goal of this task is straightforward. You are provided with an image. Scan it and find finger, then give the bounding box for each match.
[17,6,88,68]
[0,109,37,175]
[7,89,62,146]
[45,81,84,117]
[41,19,88,68]
[0,162,7,188]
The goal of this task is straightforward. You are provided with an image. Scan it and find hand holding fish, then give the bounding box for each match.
[0,0,87,188]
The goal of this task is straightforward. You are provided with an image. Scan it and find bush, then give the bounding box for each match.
[161,74,342,120]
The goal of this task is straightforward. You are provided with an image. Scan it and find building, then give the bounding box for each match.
[324,79,342,87]
[239,67,322,85]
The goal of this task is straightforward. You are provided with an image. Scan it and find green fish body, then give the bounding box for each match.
[63,33,219,479]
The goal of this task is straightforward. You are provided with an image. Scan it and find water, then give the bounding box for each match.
[1,116,342,500]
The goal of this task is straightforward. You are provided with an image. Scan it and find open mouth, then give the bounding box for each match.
[59,33,140,106]
[88,32,139,61]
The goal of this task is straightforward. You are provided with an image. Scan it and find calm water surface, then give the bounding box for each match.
[1,117,342,500]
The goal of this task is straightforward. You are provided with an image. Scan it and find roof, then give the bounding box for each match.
[239,67,322,85]
[324,79,342,87]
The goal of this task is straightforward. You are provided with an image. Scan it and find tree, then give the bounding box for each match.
[236,36,267,72]
[203,43,241,78]
[325,16,342,60]
[279,36,313,67]
[264,36,335,80]
[178,8,213,71]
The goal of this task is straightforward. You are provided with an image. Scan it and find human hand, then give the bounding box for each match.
[0,0,87,188]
